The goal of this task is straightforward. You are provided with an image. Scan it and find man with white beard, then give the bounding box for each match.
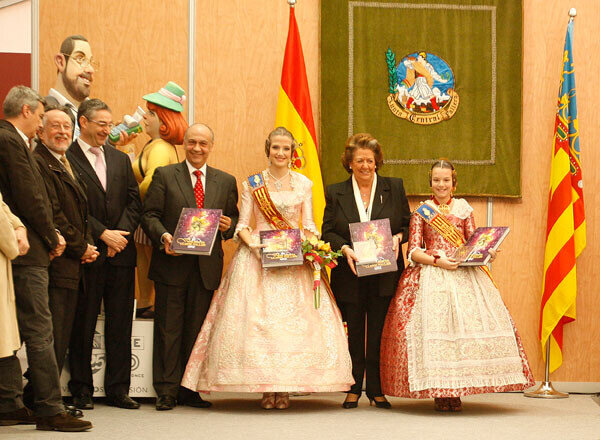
[22,106,99,414]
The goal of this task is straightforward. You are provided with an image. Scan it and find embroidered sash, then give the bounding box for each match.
[414,202,497,287]
[247,171,338,306]
[247,172,293,230]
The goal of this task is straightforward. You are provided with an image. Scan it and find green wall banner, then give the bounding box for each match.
[321,0,522,196]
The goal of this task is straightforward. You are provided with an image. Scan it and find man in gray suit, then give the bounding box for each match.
[142,123,238,411]
[0,86,92,432]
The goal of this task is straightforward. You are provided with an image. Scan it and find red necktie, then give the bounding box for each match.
[193,170,204,208]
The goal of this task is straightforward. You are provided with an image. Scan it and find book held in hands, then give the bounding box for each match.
[260,228,304,268]
[453,226,510,266]
[349,218,398,277]
[171,208,222,255]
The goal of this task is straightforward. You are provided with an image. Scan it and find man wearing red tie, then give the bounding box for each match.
[141,123,238,410]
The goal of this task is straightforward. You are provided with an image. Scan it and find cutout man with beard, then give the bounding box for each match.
[46,35,95,138]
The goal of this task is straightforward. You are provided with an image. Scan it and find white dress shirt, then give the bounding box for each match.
[14,126,29,147]
[48,88,77,118]
[77,137,106,172]
[185,160,207,189]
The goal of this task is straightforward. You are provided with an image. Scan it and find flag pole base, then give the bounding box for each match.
[524,381,569,399]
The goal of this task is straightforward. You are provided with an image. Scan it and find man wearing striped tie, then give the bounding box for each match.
[141,123,239,411]
[23,105,99,414]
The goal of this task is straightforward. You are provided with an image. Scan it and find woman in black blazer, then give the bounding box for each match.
[322,133,410,409]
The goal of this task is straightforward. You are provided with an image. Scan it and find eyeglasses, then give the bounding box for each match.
[62,53,100,70]
[48,123,73,131]
[88,119,114,130]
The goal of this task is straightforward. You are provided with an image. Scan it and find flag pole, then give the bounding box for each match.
[524,339,568,398]
[524,8,576,399]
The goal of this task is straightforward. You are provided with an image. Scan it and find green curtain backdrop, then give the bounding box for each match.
[321,0,522,196]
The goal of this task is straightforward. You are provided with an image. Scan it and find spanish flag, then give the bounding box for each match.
[539,19,585,373]
[275,5,325,230]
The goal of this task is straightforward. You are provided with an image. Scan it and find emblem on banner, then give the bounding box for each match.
[386,49,459,125]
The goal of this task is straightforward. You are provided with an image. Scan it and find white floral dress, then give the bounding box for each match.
[181,171,353,393]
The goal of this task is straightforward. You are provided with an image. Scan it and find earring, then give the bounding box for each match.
[288,161,292,169]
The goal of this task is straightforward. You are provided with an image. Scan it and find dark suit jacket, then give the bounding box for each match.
[321,175,411,303]
[66,140,141,267]
[0,120,58,266]
[141,161,239,291]
[34,144,92,289]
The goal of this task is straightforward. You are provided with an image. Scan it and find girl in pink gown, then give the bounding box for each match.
[380,160,534,412]
[181,127,353,409]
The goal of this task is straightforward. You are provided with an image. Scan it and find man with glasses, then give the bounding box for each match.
[66,99,142,410]
[46,35,95,137]
[0,86,92,431]
[21,105,100,414]
[46,35,134,145]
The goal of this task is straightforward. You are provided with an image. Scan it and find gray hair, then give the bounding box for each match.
[43,104,74,128]
[2,85,45,118]
[77,98,111,125]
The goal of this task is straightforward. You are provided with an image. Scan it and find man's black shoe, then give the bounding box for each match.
[155,395,176,411]
[105,394,140,409]
[64,404,84,418]
[180,394,212,408]
[72,395,94,410]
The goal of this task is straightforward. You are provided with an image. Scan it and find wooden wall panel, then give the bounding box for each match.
[193,1,320,265]
[39,0,189,154]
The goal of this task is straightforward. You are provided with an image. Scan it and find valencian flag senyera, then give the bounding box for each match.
[539,19,585,373]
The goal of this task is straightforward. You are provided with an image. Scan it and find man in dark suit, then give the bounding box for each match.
[0,86,92,432]
[142,123,238,410]
[66,99,142,410]
[26,106,99,394]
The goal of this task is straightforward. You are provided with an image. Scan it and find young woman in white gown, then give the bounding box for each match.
[181,127,353,409]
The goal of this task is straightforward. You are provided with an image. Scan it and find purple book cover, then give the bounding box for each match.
[171,208,222,256]
[260,228,304,268]
[453,226,510,266]
[349,218,398,277]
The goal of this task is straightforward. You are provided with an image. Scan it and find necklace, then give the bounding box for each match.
[432,196,452,215]
[267,170,290,191]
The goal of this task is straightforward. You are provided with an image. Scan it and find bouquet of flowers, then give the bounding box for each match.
[302,236,342,308]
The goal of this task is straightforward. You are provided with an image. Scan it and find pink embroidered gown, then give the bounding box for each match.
[380,199,534,398]
[181,171,353,393]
